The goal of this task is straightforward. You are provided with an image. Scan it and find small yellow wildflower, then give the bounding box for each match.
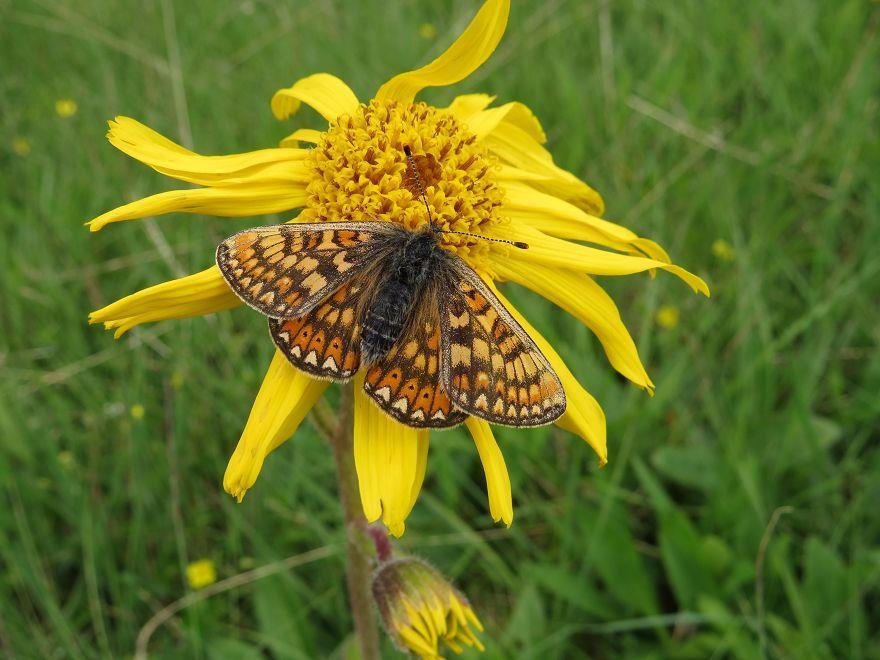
[186,559,217,589]
[419,22,437,39]
[130,404,145,420]
[171,371,185,389]
[373,558,484,659]
[656,305,680,329]
[56,99,78,118]
[711,238,734,262]
[12,137,31,156]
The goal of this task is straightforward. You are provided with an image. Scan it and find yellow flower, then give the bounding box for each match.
[87,0,708,536]
[373,558,484,659]
[130,403,146,419]
[711,238,735,262]
[56,99,78,118]
[656,305,680,329]
[186,559,217,589]
[12,137,31,156]
[419,22,437,39]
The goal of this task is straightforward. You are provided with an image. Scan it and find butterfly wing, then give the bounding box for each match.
[440,258,566,427]
[362,281,468,429]
[216,221,399,319]
[269,277,369,382]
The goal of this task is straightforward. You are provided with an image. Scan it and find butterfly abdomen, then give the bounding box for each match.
[360,232,440,366]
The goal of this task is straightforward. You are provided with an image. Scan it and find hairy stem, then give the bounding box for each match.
[326,384,380,660]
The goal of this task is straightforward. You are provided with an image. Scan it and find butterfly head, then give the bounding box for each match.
[402,146,528,251]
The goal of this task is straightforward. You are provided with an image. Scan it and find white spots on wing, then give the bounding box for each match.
[375,386,391,402]
[432,410,446,421]
[305,350,318,365]
[410,410,425,421]
[322,356,338,372]
[278,332,290,343]
[392,398,408,413]
[290,345,302,358]
[474,394,489,411]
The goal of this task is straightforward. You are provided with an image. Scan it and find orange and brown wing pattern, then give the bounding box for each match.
[216,222,397,319]
[362,288,468,429]
[269,278,367,381]
[440,260,566,427]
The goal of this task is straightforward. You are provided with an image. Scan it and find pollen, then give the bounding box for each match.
[299,100,505,267]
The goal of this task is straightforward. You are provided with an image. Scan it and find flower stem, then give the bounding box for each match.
[326,383,380,660]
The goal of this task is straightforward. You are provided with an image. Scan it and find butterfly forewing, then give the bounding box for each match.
[440,260,566,427]
[216,222,398,319]
[362,285,468,428]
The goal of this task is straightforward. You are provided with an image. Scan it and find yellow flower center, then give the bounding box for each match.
[300,100,504,268]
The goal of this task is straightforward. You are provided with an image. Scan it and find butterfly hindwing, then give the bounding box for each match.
[269,278,367,381]
[440,259,566,427]
[362,284,468,429]
[216,221,399,319]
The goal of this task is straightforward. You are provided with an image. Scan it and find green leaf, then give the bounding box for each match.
[526,563,613,617]
[651,444,719,492]
[207,639,265,660]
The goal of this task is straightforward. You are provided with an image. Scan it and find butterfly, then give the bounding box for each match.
[215,148,566,429]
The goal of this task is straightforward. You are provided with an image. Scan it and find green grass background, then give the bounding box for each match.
[2,0,878,657]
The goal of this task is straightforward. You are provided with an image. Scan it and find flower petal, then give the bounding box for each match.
[485,280,607,464]
[107,117,308,186]
[353,373,427,537]
[279,127,323,148]
[443,93,496,121]
[493,260,653,391]
[375,0,510,104]
[87,183,309,231]
[463,101,546,143]
[464,418,513,526]
[502,181,646,255]
[490,223,710,296]
[224,351,330,502]
[271,73,360,122]
[486,121,604,215]
[89,265,240,337]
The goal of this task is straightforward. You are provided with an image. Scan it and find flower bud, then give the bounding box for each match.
[372,557,484,659]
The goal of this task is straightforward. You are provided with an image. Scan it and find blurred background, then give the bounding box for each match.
[2,0,878,658]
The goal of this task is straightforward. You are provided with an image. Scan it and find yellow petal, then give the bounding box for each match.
[89,265,240,337]
[353,373,427,537]
[443,93,496,121]
[485,281,607,464]
[494,260,653,391]
[463,101,546,143]
[271,73,360,122]
[464,418,513,526]
[224,351,329,501]
[87,183,309,231]
[486,121,604,215]
[375,0,510,104]
[491,223,710,296]
[107,117,308,186]
[502,180,645,254]
[279,127,324,148]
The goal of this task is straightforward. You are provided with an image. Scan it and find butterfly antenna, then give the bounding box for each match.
[403,145,435,226]
[403,146,528,250]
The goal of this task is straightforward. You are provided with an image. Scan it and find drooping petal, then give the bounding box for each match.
[271,73,360,122]
[464,418,513,526]
[279,127,323,148]
[89,265,240,337]
[375,0,510,104]
[224,351,329,502]
[489,223,710,296]
[486,281,607,464]
[106,117,308,186]
[353,373,427,537]
[502,181,651,256]
[493,260,653,391]
[485,121,604,215]
[87,183,309,231]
